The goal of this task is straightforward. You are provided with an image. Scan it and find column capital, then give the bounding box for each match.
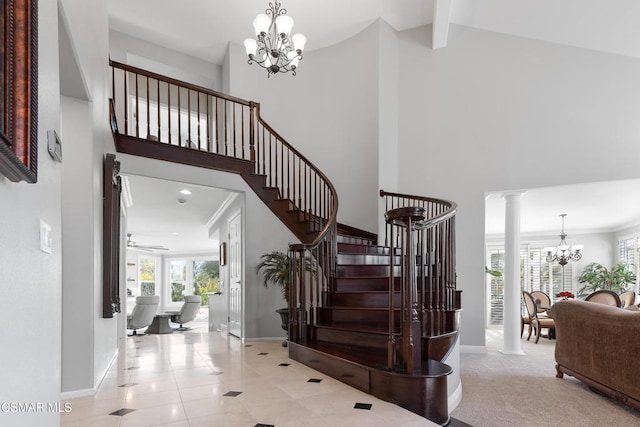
[501,190,526,199]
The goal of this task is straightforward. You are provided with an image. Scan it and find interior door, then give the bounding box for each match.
[228,210,242,338]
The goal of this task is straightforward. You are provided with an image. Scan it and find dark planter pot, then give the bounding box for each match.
[275,307,289,347]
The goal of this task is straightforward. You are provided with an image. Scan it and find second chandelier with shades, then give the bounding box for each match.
[244,1,307,77]
[545,214,584,266]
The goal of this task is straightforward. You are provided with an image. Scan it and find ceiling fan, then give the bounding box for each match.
[126,233,169,251]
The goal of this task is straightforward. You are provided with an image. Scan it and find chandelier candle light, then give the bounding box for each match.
[244,1,307,77]
[545,214,584,266]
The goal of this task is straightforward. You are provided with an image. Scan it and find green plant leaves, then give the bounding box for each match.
[577,262,636,296]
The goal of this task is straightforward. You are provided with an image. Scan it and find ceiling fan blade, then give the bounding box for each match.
[126,234,168,251]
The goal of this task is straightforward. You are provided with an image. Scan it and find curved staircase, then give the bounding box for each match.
[109,61,460,425]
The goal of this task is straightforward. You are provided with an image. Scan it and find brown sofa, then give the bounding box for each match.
[550,299,640,410]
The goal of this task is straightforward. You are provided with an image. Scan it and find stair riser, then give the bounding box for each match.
[312,327,388,350]
[337,253,402,265]
[328,292,401,308]
[337,265,402,277]
[337,243,396,254]
[318,308,401,330]
[337,235,375,245]
[334,277,401,292]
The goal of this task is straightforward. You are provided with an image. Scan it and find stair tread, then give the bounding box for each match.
[338,263,391,267]
[330,290,395,294]
[338,251,396,255]
[322,306,400,311]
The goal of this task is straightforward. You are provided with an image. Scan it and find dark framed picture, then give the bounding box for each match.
[220,242,227,266]
[0,0,38,183]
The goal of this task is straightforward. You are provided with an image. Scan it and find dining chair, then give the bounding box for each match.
[585,290,621,307]
[618,290,636,309]
[521,314,532,338]
[530,291,551,312]
[521,291,551,338]
[523,291,555,344]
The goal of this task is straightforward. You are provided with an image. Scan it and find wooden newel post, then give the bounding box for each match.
[298,249,308,344]
[288,247,299,343]
[385,206,426,374]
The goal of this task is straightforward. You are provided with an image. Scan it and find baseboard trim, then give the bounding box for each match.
[460,345,488,354]
[448,379,463,412]
[60,349,119,400]
[243,337,286,342]
[60,387,95,400]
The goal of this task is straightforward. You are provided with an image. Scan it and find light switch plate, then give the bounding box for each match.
[40,220,52,253]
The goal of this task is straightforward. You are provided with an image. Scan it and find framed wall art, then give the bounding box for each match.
[0,0,38,183]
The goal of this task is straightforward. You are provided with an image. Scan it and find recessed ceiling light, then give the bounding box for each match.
[172,232,179,235]
[177,198,187,205]
[180,189,192,195]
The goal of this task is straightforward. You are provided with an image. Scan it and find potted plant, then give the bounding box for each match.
[256,251,292,346]
[577,262,636,297]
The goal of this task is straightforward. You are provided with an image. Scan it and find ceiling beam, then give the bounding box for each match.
[432,0,453,49]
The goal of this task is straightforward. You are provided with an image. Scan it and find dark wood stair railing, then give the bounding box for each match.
[109,61,460,425]
[287,191,459,425]
[381,190,461,367]
[109,60,337,247]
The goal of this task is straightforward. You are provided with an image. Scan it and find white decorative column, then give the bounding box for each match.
[502,191,525,355]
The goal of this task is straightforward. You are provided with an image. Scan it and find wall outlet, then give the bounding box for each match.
[40,220,52,254]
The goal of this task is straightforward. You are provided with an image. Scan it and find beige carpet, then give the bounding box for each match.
[450,329,640,426]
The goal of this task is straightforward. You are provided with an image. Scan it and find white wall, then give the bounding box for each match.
[225,23,381,234]
[396,23,640,347]
[59,0,118,396]
[377,20,400,243]
[109,30,222,92]
[61,96,95,393]
[0,0,62,425]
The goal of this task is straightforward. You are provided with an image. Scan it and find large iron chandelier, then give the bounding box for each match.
[243,1,307,77]
[545,214,584,266]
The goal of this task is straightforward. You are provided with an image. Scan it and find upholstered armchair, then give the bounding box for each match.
[170,295,202,331]
[127,296,160,336]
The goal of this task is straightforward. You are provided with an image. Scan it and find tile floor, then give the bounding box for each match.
[61,324,437,427]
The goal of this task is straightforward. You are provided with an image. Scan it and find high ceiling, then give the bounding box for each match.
[108,0,640,66]
[110,1,640,241]
[485,178,640,236]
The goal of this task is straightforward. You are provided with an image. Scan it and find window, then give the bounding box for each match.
[192,260,220,305]
[170,260,187,304]
[139,257,159,296]
[487,245,572,326]
[166,257,220,308]
[618,237,640,293]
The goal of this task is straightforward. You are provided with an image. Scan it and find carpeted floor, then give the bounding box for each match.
[450,329,640,427]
